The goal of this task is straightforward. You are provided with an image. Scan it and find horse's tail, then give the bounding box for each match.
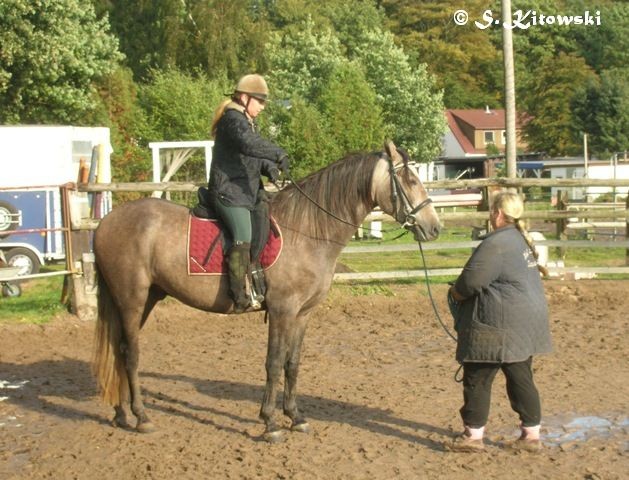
[92,271,129,406]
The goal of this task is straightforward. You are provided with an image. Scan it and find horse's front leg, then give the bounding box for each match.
[283,319,310,433]
[259,315,287,443]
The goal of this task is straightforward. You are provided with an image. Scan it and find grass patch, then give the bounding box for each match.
[0,272,66,325]
[346,284,396,297]
[342,220,628,276]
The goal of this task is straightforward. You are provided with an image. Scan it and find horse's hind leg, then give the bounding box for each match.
[119,288,161,433]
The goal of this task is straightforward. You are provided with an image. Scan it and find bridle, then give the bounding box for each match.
[385,153,433,238]
[281,151,433,235]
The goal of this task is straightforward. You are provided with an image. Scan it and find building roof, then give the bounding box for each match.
[444,110,478,155]
[448,108,529,130]
[449,108,506,130]
[444,108,530,157]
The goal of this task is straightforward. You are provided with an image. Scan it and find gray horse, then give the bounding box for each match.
[92,141,441,442]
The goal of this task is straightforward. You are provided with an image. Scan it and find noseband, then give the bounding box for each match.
[385,154,433,230]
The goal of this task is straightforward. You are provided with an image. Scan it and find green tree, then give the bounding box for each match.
[97,0,272,81]
[266,11,445,163]
[573,68,629,158]
[268,98,338,178]
[381,0,502,108]
[524,53,597,156]
[88,67,152,187]
[569,1,628,73]
[319,63,386,155]
[322,0,446,159]
[0,0,122,123]
[265,16,345,102]
[353,28,445,160]
[93,0,185,81]
[187,0,271,79]
[139,69,229,142]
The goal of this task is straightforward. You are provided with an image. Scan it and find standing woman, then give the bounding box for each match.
[448,191,552,452]
[209,74,289,312]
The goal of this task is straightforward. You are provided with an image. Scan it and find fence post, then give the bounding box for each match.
[471,186,491,240]
[556,190,568,259]
[626,194,629,266]
[61,184,97,321]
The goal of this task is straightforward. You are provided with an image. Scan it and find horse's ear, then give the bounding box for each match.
[384,140,403,166]
[396,147,410,166]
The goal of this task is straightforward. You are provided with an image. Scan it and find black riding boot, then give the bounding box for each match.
[228,242,252,313]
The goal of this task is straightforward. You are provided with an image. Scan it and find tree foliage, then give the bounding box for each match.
[0,0,122,123]
[3,0,624,186]
[265,16,345,102]
[87,67,152,186]
[381,0,502,108]
[524,53,597,156]
[139,69,230,142]
[96,0,271,82]
[352,28,445,160]
[265,9,445,163]
[319,63,386,155]
[572,68,629,158]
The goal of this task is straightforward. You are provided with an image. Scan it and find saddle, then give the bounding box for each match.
[187,187,282,285]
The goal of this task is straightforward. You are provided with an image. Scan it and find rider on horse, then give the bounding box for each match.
[208,74,290,313]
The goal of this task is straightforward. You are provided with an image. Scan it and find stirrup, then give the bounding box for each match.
[249,288,264,310]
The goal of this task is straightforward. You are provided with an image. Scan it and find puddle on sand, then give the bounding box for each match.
[542,414,628,447]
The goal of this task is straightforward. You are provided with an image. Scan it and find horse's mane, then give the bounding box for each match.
[271,152,380,242]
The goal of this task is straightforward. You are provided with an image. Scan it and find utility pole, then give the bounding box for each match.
[502,0,517,180]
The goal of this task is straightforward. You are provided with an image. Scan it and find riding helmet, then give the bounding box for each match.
[235,74,269,101]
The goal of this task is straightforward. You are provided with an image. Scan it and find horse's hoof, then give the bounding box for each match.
[111,417,133,430]
[291,422,311,434]
[136,421,157,434]
[263,430,284,443]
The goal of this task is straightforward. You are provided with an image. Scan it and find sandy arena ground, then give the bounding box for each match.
[1,280,628,479]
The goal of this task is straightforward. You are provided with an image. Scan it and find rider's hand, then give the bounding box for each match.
[278,155,290,176]
[268,168,280,183]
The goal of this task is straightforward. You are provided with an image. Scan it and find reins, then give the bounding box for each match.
[415,240,457,343]
[279,152,434,239]
[415,239,464,382]
[280,171,364,230]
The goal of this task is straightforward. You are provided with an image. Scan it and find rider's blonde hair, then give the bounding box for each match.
[210,99,232,139]
[491,191,548,276]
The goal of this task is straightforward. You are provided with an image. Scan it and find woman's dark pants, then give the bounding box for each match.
[460,357,541,428]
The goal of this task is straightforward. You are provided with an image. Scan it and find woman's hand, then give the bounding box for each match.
[449,285,466,302]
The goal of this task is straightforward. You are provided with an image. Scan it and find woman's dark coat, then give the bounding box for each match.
[209,103,284,208]
[453,225,552,363]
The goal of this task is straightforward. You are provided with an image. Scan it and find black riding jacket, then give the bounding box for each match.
[453,225,552,363]
[208,103,285,209]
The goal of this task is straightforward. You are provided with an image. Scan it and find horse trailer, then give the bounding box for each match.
[0,125,112,275]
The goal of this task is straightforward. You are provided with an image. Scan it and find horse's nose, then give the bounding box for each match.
[429,223,441,239]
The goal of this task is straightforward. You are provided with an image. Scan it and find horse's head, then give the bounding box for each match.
[371,141,441,242]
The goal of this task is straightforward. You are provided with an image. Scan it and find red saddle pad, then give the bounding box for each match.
[187,215,283,275]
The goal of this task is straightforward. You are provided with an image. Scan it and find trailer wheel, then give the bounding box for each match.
[5,247,40,276]
[0,200,19,238]
[2,282,22,298]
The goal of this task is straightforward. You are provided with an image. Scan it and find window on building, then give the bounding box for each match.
[501,130,506,144]
[484,131,495,145]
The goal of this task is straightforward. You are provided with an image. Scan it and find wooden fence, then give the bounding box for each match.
[75,177,629,282]
[5,177,627,321]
